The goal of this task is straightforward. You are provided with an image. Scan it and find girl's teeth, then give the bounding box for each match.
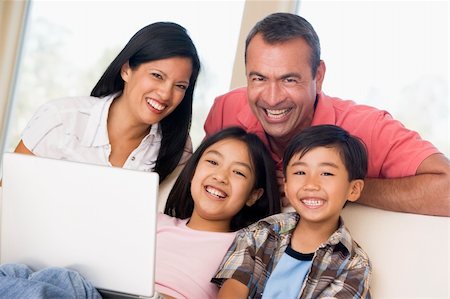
[206,186,226,198]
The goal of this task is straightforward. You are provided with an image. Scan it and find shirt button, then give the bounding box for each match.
[131,156,135,161]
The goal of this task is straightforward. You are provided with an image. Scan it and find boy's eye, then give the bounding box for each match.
[233,170,247,178]
[322,172,334,176]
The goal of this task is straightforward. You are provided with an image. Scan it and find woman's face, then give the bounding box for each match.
[120,56,192,126]
[189,138,262,232]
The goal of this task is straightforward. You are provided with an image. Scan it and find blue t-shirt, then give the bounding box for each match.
[261,245,314,299]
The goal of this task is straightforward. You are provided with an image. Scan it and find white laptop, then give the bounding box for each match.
[0,153,159,298]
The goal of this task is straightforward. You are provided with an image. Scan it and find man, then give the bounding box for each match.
[204,13,449,216]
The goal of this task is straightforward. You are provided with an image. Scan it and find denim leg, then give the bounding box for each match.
[0,264,102,299]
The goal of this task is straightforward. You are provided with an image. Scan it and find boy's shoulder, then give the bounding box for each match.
[244,212,299,235]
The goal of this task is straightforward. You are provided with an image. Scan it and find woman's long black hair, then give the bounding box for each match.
[91,22,200,183]
[164,127,281,231]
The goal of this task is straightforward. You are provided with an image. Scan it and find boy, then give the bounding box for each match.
[212,125,371,299]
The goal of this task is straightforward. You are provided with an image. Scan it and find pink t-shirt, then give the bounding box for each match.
[204,87,439,178]
[155,213,236,299]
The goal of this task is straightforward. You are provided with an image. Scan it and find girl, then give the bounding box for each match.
[156,127,281,299]
[14,21,200,183]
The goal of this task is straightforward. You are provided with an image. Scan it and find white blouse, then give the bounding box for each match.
[21,94,192,172]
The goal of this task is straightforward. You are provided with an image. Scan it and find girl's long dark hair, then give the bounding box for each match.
[164,127,281,231]
[91,22,200,183]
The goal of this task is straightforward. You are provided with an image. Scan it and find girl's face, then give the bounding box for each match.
[189,138,263,232]
[120,56,192,127]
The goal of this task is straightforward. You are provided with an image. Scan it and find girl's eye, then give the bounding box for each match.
[294,171,305,175]
[206,159,218,166]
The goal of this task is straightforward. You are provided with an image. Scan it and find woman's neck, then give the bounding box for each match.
[107,96,150,142]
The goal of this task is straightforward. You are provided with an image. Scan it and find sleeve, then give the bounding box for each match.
[211,228,256,289]
[368,112,439,178]
[204,96,226,138]
[310,251,372,299]
[21,102,64,156]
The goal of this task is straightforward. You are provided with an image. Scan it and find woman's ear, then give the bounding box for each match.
[246,188,264,207]
[347,179,364,202]
[121,62,131,82]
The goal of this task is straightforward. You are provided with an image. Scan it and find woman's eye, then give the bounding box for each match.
[176,84,188,90]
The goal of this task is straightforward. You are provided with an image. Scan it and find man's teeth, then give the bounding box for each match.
[301,199,324,206]
[206,186,226,199]
[266,108,290,119]
[146,98,166,111]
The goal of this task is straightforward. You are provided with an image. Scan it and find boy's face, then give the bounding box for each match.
[284,146,364,226]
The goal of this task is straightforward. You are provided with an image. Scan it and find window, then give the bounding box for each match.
[297,1,449,155]
[5,1,245,151]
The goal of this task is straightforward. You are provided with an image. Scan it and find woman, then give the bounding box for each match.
[14,21,200,183]
[0,21,200,299]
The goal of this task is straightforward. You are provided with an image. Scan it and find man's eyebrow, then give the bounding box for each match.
[248,71,266,78]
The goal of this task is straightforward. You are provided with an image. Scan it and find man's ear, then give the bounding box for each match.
[315,60,326,93]
[121,62,131,82]
[347,179,364,202]
[246,188,264,207]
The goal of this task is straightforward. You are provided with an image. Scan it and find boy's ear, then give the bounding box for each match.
[121,62,131,82]
[347,179,364,202]
[246,188,264,207]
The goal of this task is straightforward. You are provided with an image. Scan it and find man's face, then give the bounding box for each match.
[246,34,325,143]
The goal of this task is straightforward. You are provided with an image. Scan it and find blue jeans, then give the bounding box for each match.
[0,264,102,299]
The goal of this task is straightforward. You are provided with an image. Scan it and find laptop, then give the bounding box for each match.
[0,153,159,298]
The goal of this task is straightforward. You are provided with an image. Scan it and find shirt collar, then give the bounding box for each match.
[311,92,337,125]
[81,94,116,147]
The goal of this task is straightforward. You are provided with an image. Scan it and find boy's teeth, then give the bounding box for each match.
[146,98,166,111]
[301,199,324,206]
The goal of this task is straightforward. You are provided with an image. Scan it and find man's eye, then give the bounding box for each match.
[151,73,163,79]
[285,78,298,84]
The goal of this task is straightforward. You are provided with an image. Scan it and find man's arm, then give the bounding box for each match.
[217,278,249,299]
[358,153,450,216]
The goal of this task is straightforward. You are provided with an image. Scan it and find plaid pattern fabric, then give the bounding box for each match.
[212,212,371,299]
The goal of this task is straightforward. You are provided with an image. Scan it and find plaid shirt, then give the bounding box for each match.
[212,212,371,299]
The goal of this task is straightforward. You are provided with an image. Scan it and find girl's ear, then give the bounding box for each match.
[246,188,264,207]
[121,62,131,82]
[347,179,364,202]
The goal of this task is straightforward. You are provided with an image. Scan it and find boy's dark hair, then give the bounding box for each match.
[245,12,321,77]
[91,22,200,183]
[283,125,368,181]
[165,127,281,231]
